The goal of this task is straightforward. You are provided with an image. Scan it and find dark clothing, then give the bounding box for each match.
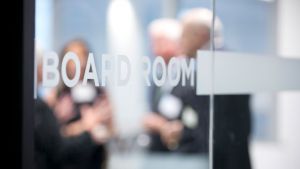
[149,84,251,168]
[149,84,209,153]
[34,99,106,169]
[213,95,251,169]
[58,84,105,124]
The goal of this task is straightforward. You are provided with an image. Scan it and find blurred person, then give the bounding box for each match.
[180,8,251,169]
[35,95,110,169]
[143,18,187,152]
[34,43,112,169]
[145,19,182,150]
[56,39,115,139]
[144,16,212,153]
[55,39,116,169]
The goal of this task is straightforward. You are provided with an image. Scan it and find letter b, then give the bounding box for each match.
[42,52,60,87]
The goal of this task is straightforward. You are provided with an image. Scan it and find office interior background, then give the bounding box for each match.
[34,0,300,169]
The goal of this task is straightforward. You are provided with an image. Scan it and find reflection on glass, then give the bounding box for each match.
[34,1,213,169]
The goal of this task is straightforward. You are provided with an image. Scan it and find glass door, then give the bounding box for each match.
[34,0,215,169]
[206,0,300,169]
[32,0,300,169]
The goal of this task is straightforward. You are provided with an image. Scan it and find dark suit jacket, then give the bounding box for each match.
[149,84,209,153]
[34,98,106,169]
[149,83,251,169]
[213,95,251,169]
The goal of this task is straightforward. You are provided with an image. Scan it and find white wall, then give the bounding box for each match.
[251,0,300,169]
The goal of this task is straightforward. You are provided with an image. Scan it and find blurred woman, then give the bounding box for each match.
[34,40,114,169]
[54,39,115,169]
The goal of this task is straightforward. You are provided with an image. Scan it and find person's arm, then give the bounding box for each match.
[143,113,184,150]
[34,100,100,164]
[172,84,210,153]
[143,113,167,133]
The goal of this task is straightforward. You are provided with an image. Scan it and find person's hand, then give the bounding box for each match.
[93,96,113,125]
[80,95,114,144]
[61,97,113,138]
[80,106,98,132]
[89,124,111,144]
[160,120,183,150]
[143,113,183,149]
[143,113,167,132]
[44,88,57,108]
[80,100,112,131]
[54,94,75,124]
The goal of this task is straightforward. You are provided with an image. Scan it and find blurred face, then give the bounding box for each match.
[64,42,88,80]
[181,23,210,57]
[151,35,179,63]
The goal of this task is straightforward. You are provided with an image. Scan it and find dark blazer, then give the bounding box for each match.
[149,84,251,169]
[34,98,106,169]
[213,95,251,169]
[149,84,209,153]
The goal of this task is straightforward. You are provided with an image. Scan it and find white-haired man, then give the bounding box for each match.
[143,18,185,152]
[148,18,182,63]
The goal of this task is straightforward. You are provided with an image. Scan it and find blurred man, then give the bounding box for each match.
[180,8,224,56]
[143,18,186,151]
[144,19,208,153]
[180,8,251,169]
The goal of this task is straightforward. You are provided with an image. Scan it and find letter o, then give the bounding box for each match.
[61,52,80,87]
[152,56,166,86]
[168,57,180,86]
